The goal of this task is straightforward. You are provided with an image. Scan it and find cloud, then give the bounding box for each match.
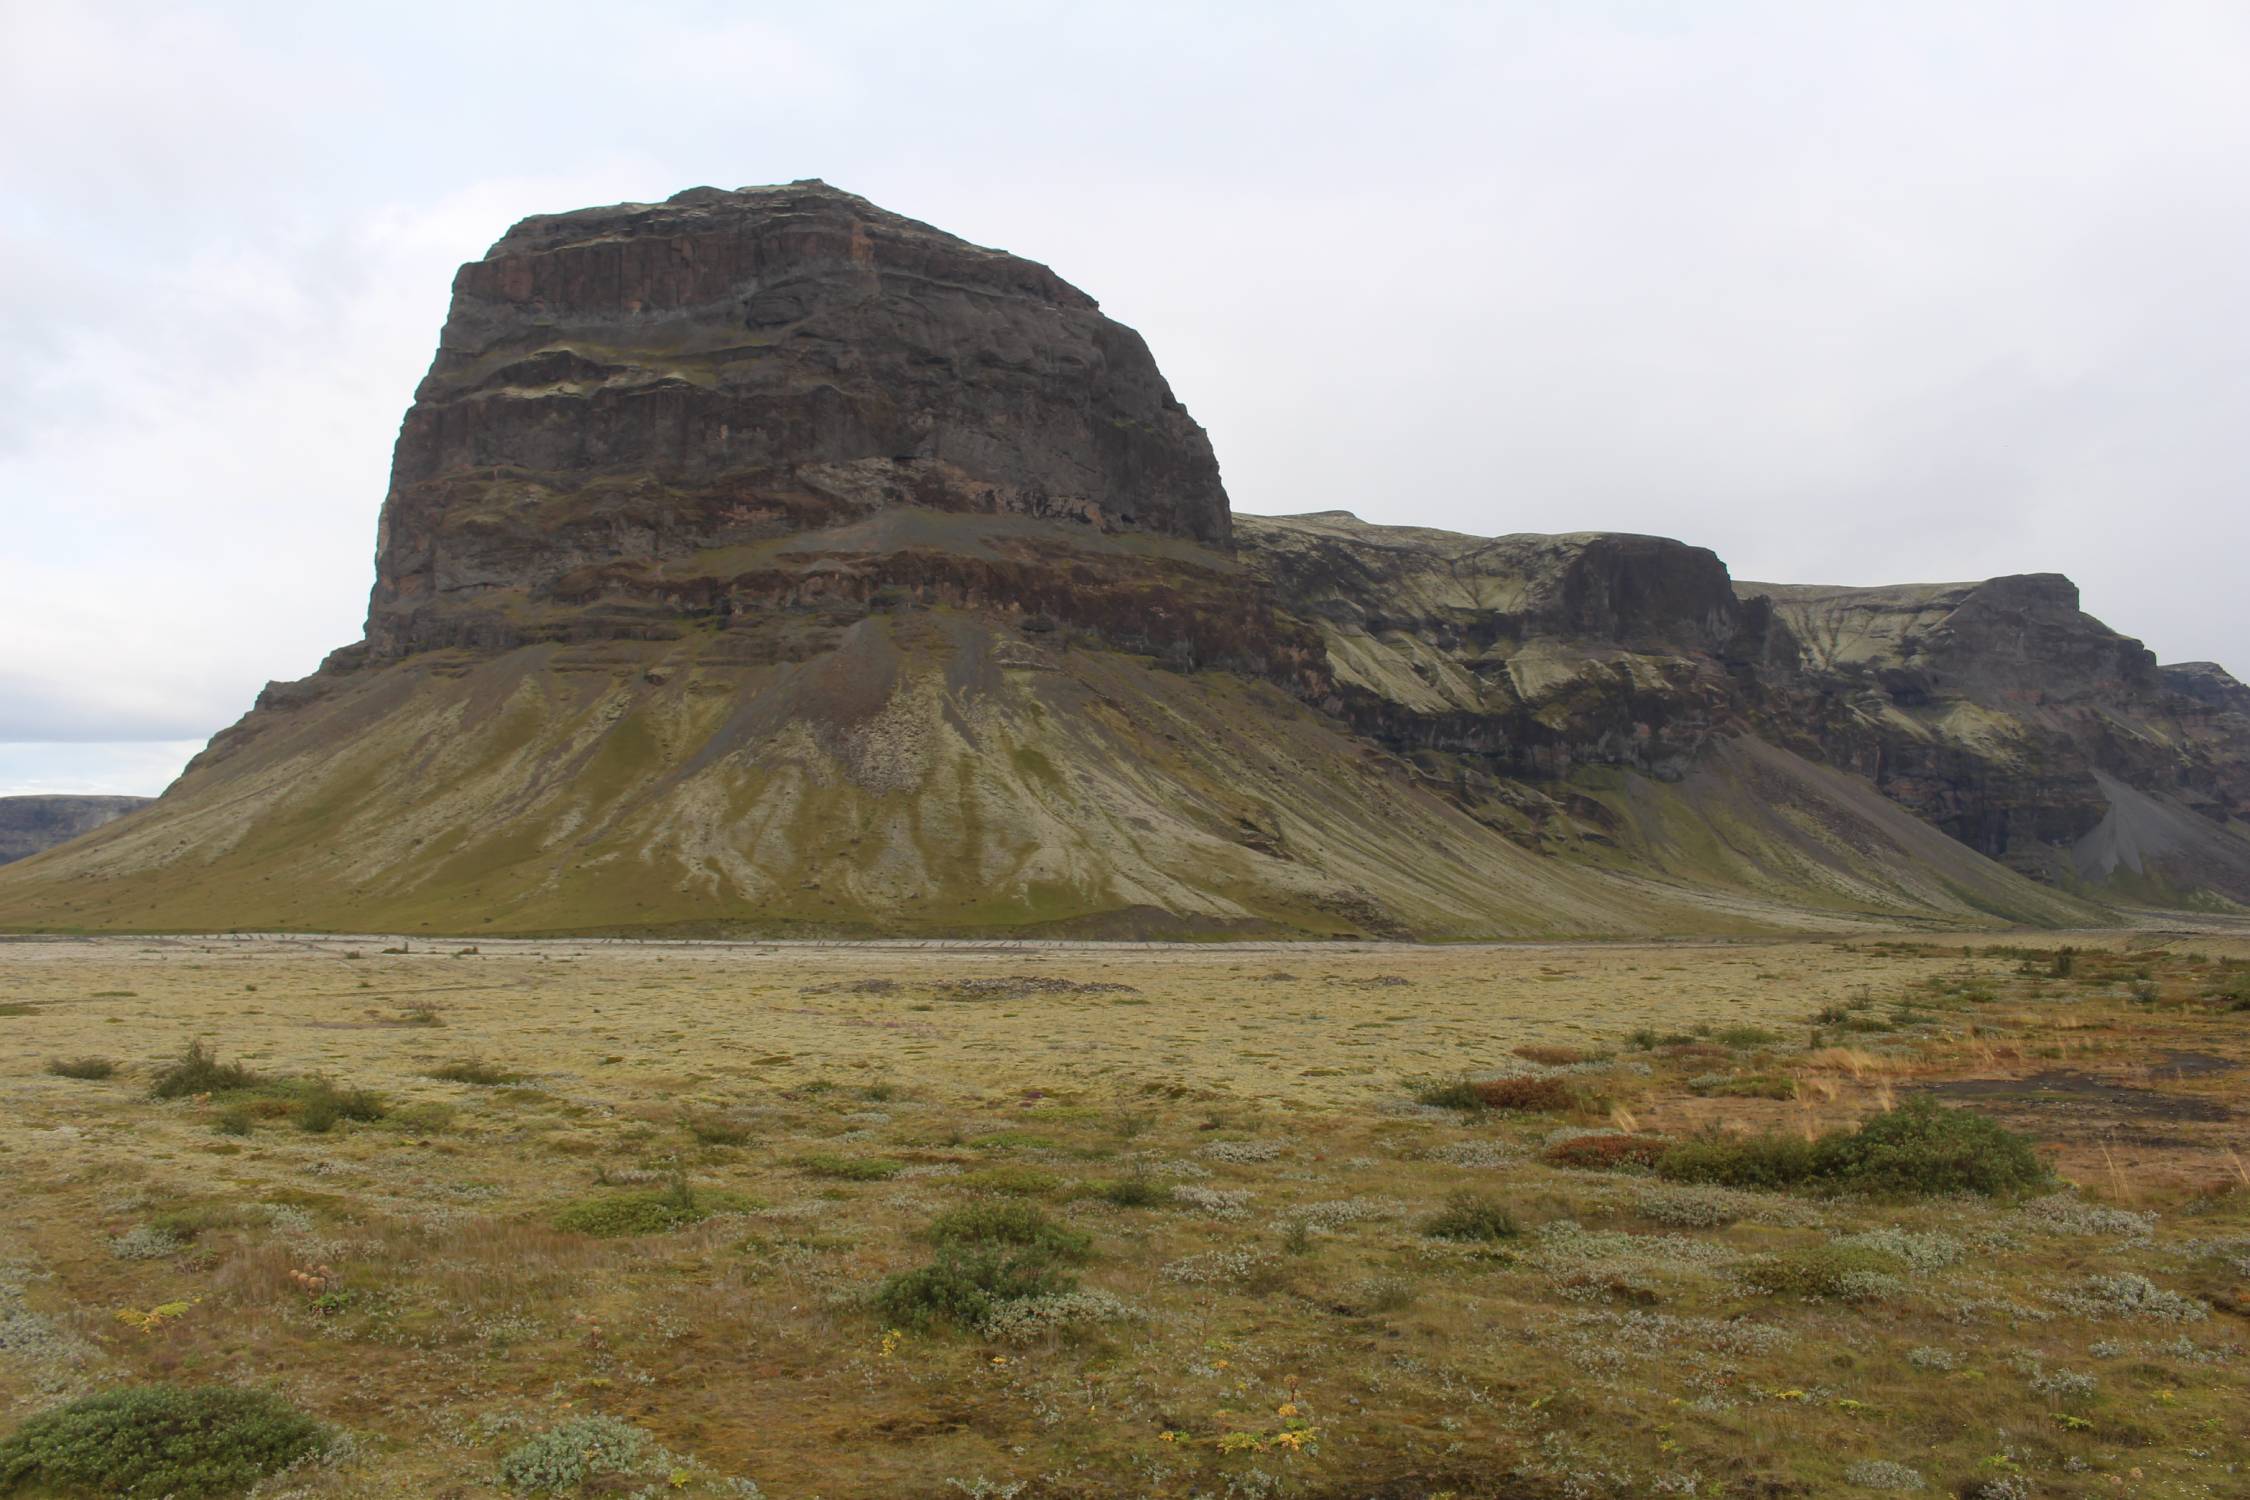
[2,0,2246,771]
[0,741,205,798]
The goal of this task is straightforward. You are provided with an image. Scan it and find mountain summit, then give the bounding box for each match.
[4,184,2245,935]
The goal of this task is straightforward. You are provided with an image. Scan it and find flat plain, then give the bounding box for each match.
[2,930,2246,1498]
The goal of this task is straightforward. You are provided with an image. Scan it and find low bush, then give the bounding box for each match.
[1810,1096,2048,1196]
[1472,1076,1580,1112]
[1659,1099,2048,1198]
[149,1041,261,1099]
[1422,1190,1520,1242]
[45,1056,118,1080]
[926,1201,1091,1262]
[1414,1074,1585,1112]
[1710,1025,1783,1049]
[1091,1175,1173,1208]
[874,1246,1077,1331]
[1687,1073,1796,1100]
[0,1384,324,1497]
[497,1414,656,1494]
[796,1153,904,1181]
[1542,1133,1672,1170]
[955,1165,1063,1197]
[1739,1244,1903,1301]
[1512,1043,1601,1066]
[679,1108,754,1145]
[1411,1076,1486,1110]
[427,1059,522,1086]
[553,1179,756,1236]
[292,1078,386,1134]
[1657,1130,1819,1189]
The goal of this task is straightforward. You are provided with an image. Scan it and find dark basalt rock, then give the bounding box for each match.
[367,180,1231,659]
[0,796,152,866]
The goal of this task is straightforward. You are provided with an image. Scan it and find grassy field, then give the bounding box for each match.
[1,931,2245,1498]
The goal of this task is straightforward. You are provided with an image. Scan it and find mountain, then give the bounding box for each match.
[0,796,151,866]
[0,181,2242,936]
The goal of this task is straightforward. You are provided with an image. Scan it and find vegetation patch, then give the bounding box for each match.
[427,1058,523,1086]
[796,1153,904,1181]
[926,1201,1091,1262]
[497,1414,660,1494]
[1658,1099,2049,1197]
[679,1107,754,1145]
[1687,1072,1796,1099]
[1738,1244,1905,1301]
[148,1041,262,1099]
[1543,1133,1672,1170]
[553,1179,757,1237]
[1414,1074,1587,1112]
[0,1384,325,1498]
[45,1056,117,1080]
[1421,1190,1520,1242]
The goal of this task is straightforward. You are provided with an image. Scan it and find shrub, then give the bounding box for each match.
[1411,1077,1486,1110]
[213,1104,253,1137]
[292,1078,385,1134]
[1810,1097,2048,1197]
[679,1108,753,1145]
[1472,1076,1579,1112]
[1543,1133,1672,1170]
[1841,1459,1925,1491]
[797,1153,904,1181]
[1739,1245,1903,1301]
[109,1225,187,1261]
[1356,1275,1419,1313]
[980,1288,1142,1343]
[428,1059,522,1086]
[553,1179,756,1236]
[497,1414,654,1494]
[926,1201,1091,1262]
[874,1247,1076,1331]
[0,1384,324,1497]
[1688,1073,1796,1100]
[1415,1074,1586,1112]
[1513,1044,1601,1066]
[1711,1025,1783,1049]
[1091,1175,1173,1208]
[46,1056,117,1080]
[1422,1190,1520,1242]
[149,1041,261,1099]
[956,1165,1062,1197]
[1658,1131,1820,1189]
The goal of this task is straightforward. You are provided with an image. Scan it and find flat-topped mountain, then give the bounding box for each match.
[366,179,1230,662]
[1,184,2242,936]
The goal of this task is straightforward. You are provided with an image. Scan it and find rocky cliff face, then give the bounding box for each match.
[1,182,2242,935]
[0,796,151,866]
[1739,577,2250,897]
[364,180,1231,662]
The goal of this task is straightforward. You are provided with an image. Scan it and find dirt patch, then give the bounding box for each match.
[1925,1069,2234,1141]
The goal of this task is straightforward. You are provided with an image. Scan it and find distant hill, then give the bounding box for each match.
[0,181,2242,935]
[0,796,152,866]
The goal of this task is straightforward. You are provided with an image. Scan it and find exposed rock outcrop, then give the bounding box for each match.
[1740,577,2250,896]
[366,180,1231,661]
[0,796,151,866]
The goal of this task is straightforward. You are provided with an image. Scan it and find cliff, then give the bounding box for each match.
[0,182,2240,935]
[0,796,152,867]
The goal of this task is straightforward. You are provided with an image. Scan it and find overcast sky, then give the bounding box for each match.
[5,1,2248,796]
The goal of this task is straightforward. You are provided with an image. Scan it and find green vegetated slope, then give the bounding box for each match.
[0,611,2099,938]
